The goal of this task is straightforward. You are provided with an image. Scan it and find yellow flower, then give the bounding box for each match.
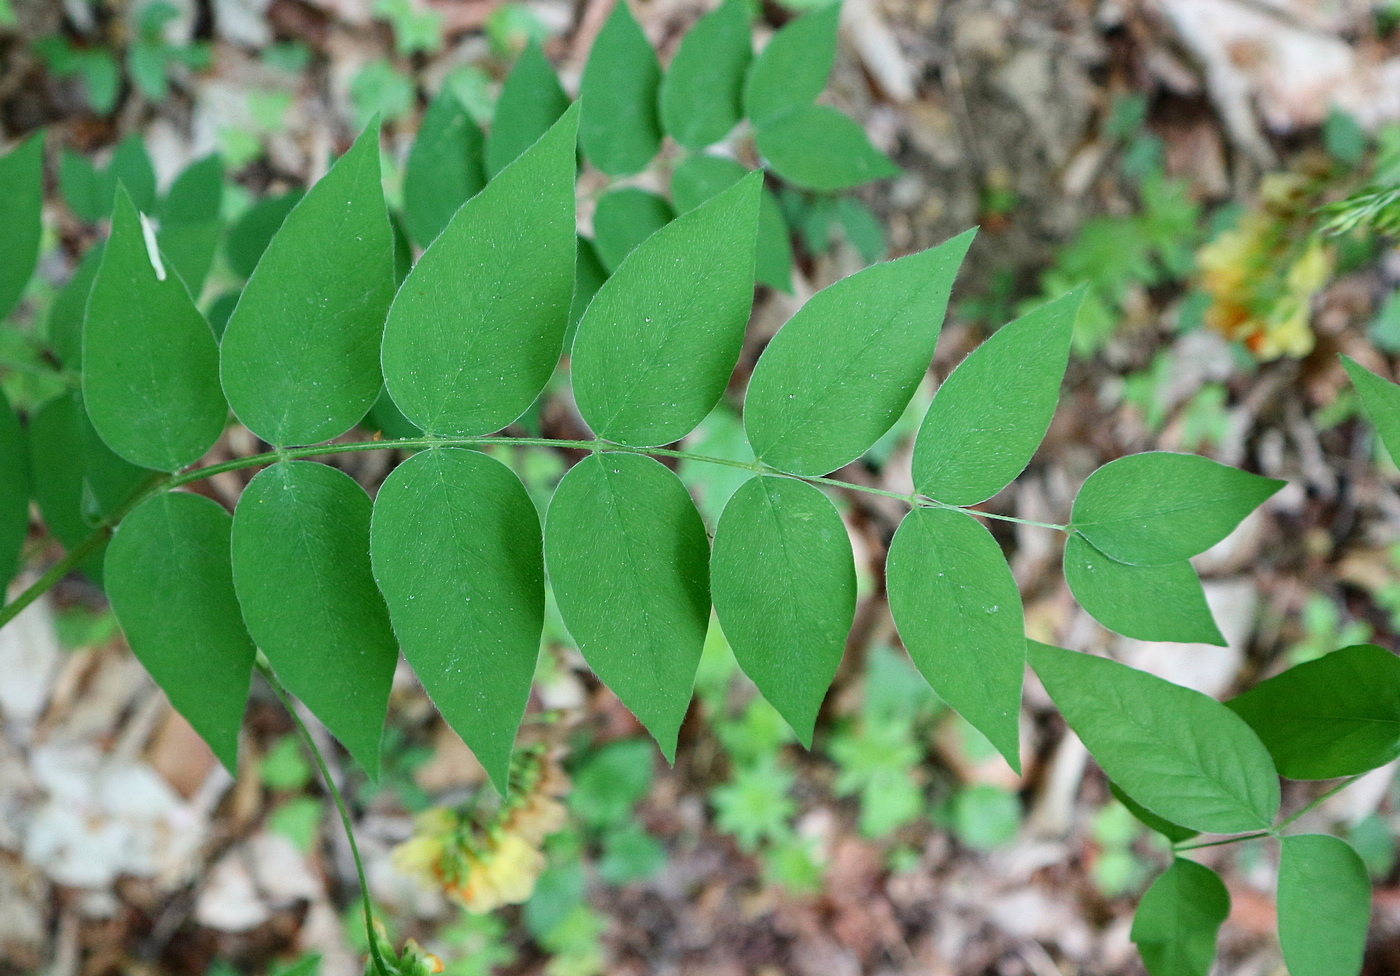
[1196,188,1334,360]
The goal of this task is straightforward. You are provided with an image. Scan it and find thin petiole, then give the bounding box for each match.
[1276,774,1364,832]
[1173,830,1273,853]
[258,661,392,976]
[925,499,1069,532]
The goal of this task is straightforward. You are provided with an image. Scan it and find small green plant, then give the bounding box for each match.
[34,3,209,115]
[3,6,1399,976]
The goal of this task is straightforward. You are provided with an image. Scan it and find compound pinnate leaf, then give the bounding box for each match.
[1063,534,1225,646]
[0,390,28,591]
[711,476,854,746]
[231,461,399,778]
[887,506,1025,771]
[225,190,304,279]
[592,188,673,273]
[485,40,570,178]
[1028,641,1279,834]
[403,88,487,249]
[220,123,395,447]
[84,187,226,472]
[670,154,792,292]
[370,448,544,793]
[579,1,662,176]
[659,0,751,149]
[572,174,760,447]
[1131,859,1230,976]
[105,492,256,773]
[1342,356,1400,464]
[743,4,839,127]
[382,104,578,436]
[1277,834,1371,976]
[913,289,1079,505]
[545,453,710,760]
[1071,452,1284,567]
[0,133,43,323]
[1227,644,1400,779]
[157,154,223,297]
[755,105,898,192]
[745,230,973,476]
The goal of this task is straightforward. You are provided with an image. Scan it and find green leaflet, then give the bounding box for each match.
[670,153,793,292]
[1070,452,1284,567]
[160,154,224,224]
[1063,534,1225,645]
[710,476,854,746]
[107,135,158,213]
[0,390,29,591]
[1028,641,1279,834]
[1277,834,1371,976]
[48,244,105,368]
[592,188,674,274]
[1342,356,1400,464]
[225,190,304,279]
[659,0,751,149]
[370,448,543,793]
[886,507,1025,770]
[157,154,224,297]
[382,105,578,436]
[403,88,487,249]
[568,237,608,343]
[230,461,399,778]
[743,4,839,128]
[83,187,227,472]
[1227,644,1400,779]
[544,453,710,760]
[0,133,44,323]
[60,135,158,222]
[745,230,973,476]
[59,150,107,223]
[572,174,760,447]
[578,1,662,176]
[105,492,257,773]
[754,105,898,193]
[1109,782,1197,844]
[837,196,885,264]
[913,289,1079,505]
[28,390,147,575]
[485,40,570,178]
[390,210,413,287]
[1130,859,1230,976]
[220,123,395,447]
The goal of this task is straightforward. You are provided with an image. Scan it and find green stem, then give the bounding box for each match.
[259,661,392,976]
[1173,830,1272,853]
[925,499,1069,532]
[0,470,170,630]
[1172,774,1367,854]
[1275,774,1364,832]
[0,432,1068,628]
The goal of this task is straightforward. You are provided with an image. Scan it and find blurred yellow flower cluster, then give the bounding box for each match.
[1197,173,1335,360]
[392,746,569,913]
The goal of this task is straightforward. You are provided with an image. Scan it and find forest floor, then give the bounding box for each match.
[3,0,1400,974]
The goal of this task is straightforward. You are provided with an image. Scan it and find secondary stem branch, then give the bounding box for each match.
[1,432,1070,627]
[259,661,391,976]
